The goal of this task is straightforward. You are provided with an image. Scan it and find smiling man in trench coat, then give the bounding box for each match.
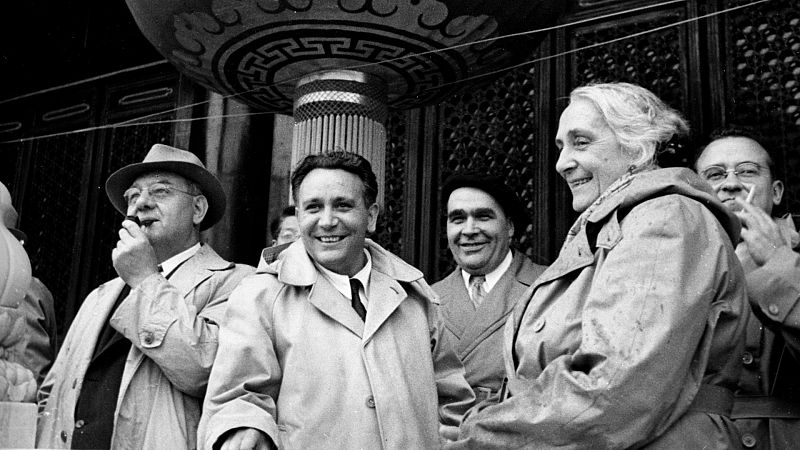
[199,151,474,450]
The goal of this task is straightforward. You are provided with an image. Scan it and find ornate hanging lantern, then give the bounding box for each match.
[126,0,566,195]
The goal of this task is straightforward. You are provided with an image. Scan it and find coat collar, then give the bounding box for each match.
[167,244,232,297]
[97,243,230,300]
[262,238,436,342]
[262,238,427,287]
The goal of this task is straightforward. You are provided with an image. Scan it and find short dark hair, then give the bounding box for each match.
[694,126,780,179]
[269,205,296,238]
[441,173,530,234]
[291,151,379,206]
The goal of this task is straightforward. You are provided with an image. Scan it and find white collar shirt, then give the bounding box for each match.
[160,242,201,277]
[460,249,513,295]
[314,249,372,308]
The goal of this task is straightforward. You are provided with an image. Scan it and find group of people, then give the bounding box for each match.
[20,81,797,449]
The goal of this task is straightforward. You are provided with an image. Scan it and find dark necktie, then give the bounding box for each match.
[350,278,367,322]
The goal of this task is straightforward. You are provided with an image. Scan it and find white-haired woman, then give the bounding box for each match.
[447,83,749,448]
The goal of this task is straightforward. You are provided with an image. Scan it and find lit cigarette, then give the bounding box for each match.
[745,186,756,204]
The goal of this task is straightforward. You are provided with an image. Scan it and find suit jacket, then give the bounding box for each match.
[37,244,254,449]
[434,250,546,401]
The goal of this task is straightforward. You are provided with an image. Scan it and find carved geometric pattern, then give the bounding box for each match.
[19,133,88,327]
[375,109,407,256]
[220,31,462,111]
[570,10,687,113]
[161,0,564,111]
[85,118,175,292]
[568,9,691,167]
[724,0,800,214]
[436,67,545,281]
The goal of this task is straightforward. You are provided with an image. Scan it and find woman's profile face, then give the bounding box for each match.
[555,98,635,212]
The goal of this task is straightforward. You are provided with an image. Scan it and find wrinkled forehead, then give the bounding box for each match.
[697,137,771,168]
[129,171,188,188]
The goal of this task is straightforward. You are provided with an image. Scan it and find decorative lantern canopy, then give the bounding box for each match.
[126,0,566,195]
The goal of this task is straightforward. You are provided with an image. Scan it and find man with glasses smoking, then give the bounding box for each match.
[695,127,800,449]
[37,143,254,449]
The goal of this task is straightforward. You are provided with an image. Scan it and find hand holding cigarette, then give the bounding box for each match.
[745,185,756,204]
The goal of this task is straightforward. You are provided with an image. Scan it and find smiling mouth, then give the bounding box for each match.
[460,242,487,250]
[569,177,592,188]
[318,236,345,243]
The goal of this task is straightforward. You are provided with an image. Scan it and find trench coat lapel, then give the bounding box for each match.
[168,244,232,299]
[88,279,128,362]
[307,276,365,338]
[362,270,406,344]
[531,223,595,289]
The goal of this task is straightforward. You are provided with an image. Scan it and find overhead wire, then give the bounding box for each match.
[0,0,769,146]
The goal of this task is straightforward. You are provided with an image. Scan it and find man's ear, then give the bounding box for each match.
[772,180,785,208]
[366,202,380,233]
[192,195,209,226]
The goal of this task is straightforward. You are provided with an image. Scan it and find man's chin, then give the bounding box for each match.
[722,200,743,212]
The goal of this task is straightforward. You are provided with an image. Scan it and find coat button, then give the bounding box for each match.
[741,433,756,448]
[742,352,754,365]
[75,419,85,429]
[533,318,546,332]
[60,430,68,442]
[143,333,154,345]
[365,395,376,408]
[768,304,779,316]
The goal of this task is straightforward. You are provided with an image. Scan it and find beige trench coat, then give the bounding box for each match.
[199,239,475,449]
[451,168,750,449]
[36,245,253,449]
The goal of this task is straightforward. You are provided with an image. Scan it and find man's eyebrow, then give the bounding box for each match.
[473,207,496,216]
[447,209,466,219]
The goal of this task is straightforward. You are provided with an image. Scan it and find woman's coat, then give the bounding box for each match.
[451,168,750,449]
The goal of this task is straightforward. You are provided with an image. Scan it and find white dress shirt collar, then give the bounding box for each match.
[160,242,201,277]
[460,249,513,294]
[314,249,372,304]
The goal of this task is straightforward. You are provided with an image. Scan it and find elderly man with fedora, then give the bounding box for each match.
[0,181,57,385]
[37,143,254,449]
[433,173,546,403]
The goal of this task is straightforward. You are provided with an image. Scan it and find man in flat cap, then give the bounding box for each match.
[434,173,546,403]
[37,143,254,449]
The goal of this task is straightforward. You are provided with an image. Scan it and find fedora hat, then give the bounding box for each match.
[0,181,27,242]
[105,144,226,230]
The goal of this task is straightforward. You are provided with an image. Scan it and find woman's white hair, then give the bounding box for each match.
[569,82,690,169]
